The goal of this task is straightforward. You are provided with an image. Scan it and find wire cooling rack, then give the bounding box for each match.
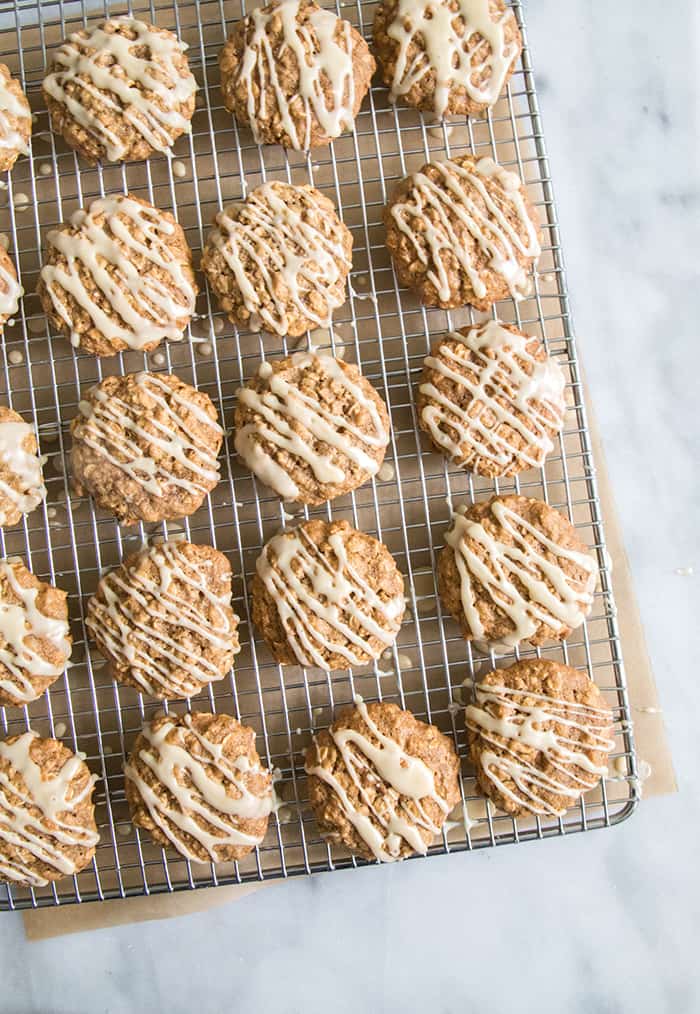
[0,0,637,911]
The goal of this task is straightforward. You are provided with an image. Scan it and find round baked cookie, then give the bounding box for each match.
[465,659,614,817]
[201,181,352,338]
[251,519,405,670]
[0,558,71,708]
[373,0,521,119]
[86,539,239,700]
[0,246,21,328]
[0,407,46,527]
[438,495,597,649]
[38,193,197,357]
[417,319,566,477]
[0,64,32,171]
[220,0,375,150]
[70,371,222,525]
[384,154,541,310]
[0,730,98,886]
[42,17,197,164]
[125,711,273,863]
[305,696,460,861]
[234,352,390,504]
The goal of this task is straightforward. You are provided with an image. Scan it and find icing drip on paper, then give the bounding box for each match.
[0,420,47,524]
[0,77,30,156]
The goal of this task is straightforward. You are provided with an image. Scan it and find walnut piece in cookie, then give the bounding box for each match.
[373,0,521,119]
[201,181,352,338]
[125,711,273,863]
[220,0,375,150]
[305,696,460,861]
[42,18,197,164]
[251,519,405,670]
[0,407,46,527]
[234,352,390,504]
[38,194,197,357]
[438,495,597,649]
[417,319,566,477]
[0,63,31,171]
[384,154,541,310]
[70,371,222,525]
[0,730,98,886]
[465,659,614,817]
[86,540,239,700]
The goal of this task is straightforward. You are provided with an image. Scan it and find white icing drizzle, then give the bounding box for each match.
[88,540,235,698]
[390,156,541,303]
[466,681,614,815]
[0,76,30,155]
[446,499,596,647]
[124,714,272,861]
[235,353,388,499]
[76,372,221,501]
[420,320,565,470]
[257,525,403,669]
[0,561,70,703]
[386,0,519,117]
[41,195,196,351]
[0,731,98,886]
[209,183,351,336]
[305,695,450,861]
[0,420,47,524]
[43,18,197,162]
[236,0,356,150]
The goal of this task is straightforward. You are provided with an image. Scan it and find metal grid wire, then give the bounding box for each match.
[0,0,637,911]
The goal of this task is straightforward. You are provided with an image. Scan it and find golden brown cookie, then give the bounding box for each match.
[86,540,239,701]
[125,711,273,863]
[70,371,222,525]
[0,407,46,527]
[250,519,405,670]
[220,0,375,150]
[438,495,597,649]
[305,697,460,860]
[0,63,31,171]
[465,659,614,817]
[234,352,390,504]
[384,154,541,310]
[0,246,21,329]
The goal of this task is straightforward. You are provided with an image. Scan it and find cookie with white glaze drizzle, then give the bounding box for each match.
[250,519,405,670]
[438,495,597,649]
[201,181,352,338]
[0,730,98,887]
[384,154,541,310]
[42,18,197,164]
[466,659,614,817]
[38,193,197,357]
[0,407,46,528]
[125,711,273,863]
[0,247,21,331]
[86,540,239,701]
[70,371,222,525]
[417,319,566,477]
[220,0,375,150]
[373,0,521,119]
[305,696,460,861]
[234,352,390,504]
[0,63,31,172]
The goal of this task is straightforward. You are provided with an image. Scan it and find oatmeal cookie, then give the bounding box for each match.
[86,539,239,700]
[438,495,597,649]
[234,352,390,504]
[417,319,566,477]
[220,0,375,150]
[0,64,31,171]
[305,696,460,861]
[0,246,21,328]
[38,193,197,357]
[250,519,405,670]
[466,659,614,817]
[42,17,197,164]
[0,730,98,886]
[373,0,521,118]
[125,711,273,863]
[0,407,46,527]
[70,371,222,525]
[201,181,352,338]
[384,154,541,310]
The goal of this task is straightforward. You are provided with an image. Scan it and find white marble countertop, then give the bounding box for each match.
[1,2,698,1011]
